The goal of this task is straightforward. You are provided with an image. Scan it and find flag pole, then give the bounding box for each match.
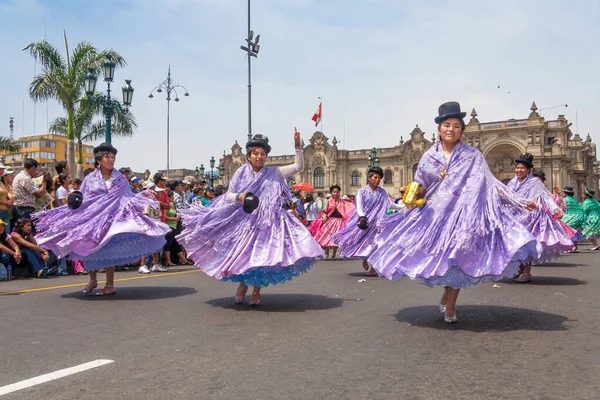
[318,96,323,132]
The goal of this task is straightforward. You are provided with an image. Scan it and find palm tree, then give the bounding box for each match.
[24,31,126,175]
[48,96,137,176]
[0,137,20,153]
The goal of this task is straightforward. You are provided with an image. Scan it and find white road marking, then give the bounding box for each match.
[0,359,114,396]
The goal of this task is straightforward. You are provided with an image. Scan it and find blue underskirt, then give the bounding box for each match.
[221,257,317,288]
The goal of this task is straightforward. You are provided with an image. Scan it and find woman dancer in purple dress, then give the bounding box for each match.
[332,166,404,275]
[369,102,538,323]
[178,129,323,306]
[34,143,170,295]
[507,154,572,283]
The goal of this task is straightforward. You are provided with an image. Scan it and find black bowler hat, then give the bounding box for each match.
[246,134,271,154]
[368,166,384,179]
[532,170,546,182]
[434,101,467,124]
[563,185,574,195]
[67,191,83,209]
[585,188,595,197]
[515,152,534,169]
[243,192,260,214]
[93,142,118,155]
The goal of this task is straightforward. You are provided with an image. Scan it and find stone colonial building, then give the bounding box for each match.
[220,103,599,200]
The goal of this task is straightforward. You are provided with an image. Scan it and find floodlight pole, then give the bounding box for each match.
[247,0,252,143]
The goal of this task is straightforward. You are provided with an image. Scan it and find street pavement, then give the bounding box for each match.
[0,249,599,400]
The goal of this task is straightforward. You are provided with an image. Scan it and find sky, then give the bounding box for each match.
[1,0,599,173]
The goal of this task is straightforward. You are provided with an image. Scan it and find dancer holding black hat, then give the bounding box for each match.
[507,153,573,283]
[560,185,586,252]
[177,128,323,306]
[33,143,170,295]
[581,188,600,250]
[332,166,404,275]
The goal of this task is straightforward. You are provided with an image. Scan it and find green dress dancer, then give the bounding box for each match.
[581,189,600,250]
[560,186,586,232]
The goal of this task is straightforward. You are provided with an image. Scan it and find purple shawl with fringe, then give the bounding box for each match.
[369,142,539,287]
[507,175,573,259]
[332,185,392,258]
[177,163,323,280]
[33,168,169,258]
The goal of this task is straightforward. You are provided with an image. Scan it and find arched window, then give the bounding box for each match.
[412,163,418,180]
[384,169,393,185]
[313,167,325,188]
[351,171,360,186]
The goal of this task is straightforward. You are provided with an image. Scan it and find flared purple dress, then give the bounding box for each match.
[33,169,169,271]
[506,175,574,261]
[368,142,539,289]
[177,150,323,288]
[332,185,402,259]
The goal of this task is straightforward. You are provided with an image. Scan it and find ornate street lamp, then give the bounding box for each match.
[198,156,225,187]
[240,0,261,142]
[367,147,380,168]
[149,67,189,177]
[84,56,134,143]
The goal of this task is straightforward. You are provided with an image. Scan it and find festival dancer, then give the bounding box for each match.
[33,143,170,295]
[308,184,354,259]
[332,166,404,275]
[506,154,573,283]
[368,101,539,323]
[560,186,587,253]
[532,171,581,242]
[581,188,600,250]
[177,129,323,306]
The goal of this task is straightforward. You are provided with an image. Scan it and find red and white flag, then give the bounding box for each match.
[311,102,322,126]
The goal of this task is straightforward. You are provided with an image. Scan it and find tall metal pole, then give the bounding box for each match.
[166,96,171,177]
[104,82,112,143]
[247,0,252,142]
[550,137,555,190]
[149,67,189,178]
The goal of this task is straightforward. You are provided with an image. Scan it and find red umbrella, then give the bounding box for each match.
[292,182,315,192]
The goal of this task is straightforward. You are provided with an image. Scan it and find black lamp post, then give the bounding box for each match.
[198,156,225,187]
[149,67,189,177]
[240,0,261,142]
[83,56,134,143]
[367,147,380,168]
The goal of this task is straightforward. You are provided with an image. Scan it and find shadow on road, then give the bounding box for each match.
[346,272,382,277]
[206,293,344,312]
[535,262,585,268]
[395,305,571,332]
[61,286,197,300]
[501,276,587,286]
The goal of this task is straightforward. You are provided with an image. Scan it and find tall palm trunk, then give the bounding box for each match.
[66,105,77,178]
[76,138,84,179]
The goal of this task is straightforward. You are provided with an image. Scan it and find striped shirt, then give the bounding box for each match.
[12,170,38,208]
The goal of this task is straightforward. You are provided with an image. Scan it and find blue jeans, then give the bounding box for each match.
[23,248,46,274]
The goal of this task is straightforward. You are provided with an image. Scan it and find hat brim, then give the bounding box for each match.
[434,112,467,124]
[514,158,534,169]
[93,143,118,155]
[246,140,271,154]
[368,167,384,178]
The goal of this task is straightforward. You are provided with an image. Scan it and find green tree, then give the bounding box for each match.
[24,31,126,175]
[0,137,20,154]
[48,95,137,175]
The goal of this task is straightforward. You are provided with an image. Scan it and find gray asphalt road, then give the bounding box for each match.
[0,250,598,400]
